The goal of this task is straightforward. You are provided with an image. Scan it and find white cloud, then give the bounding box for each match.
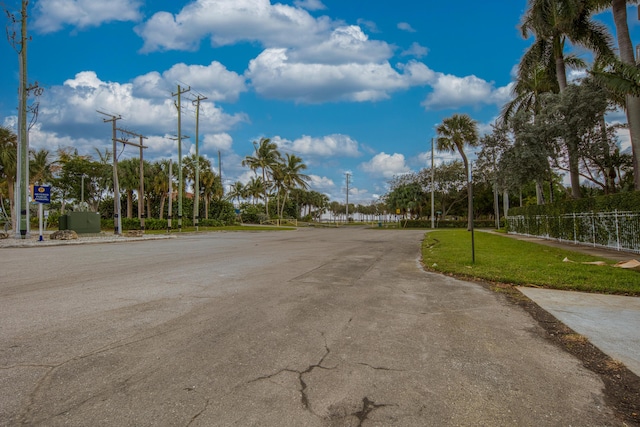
[202,133,233,151]
[401,42,429,58]
[308,175,335,191]
[33,0,142,33]
[247,49,425,103]
[397,22,416,33]
[421,73,510,110]
[294,0,326,11]
[35,71,248,144]
[276,134,361,158]
[133,62,247,102]
[135,0,333,52]
[360,152,411,178]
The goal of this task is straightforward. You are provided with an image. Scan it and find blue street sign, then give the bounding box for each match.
[33,185,51,204]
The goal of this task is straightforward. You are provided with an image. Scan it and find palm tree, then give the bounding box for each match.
[150,160,171,219]
[589,0,640,190]
[242,138,282,217]
[436,114,479,230]
[277,153,309,218]
[30,148,56,185]
[200,169,221,219]
[246,176,264,206]
[0,126,17,229]
[118,158,140,219]
[520,0,613,197]
[226,181,245,206]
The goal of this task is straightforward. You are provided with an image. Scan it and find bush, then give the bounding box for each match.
[509,191,640,217]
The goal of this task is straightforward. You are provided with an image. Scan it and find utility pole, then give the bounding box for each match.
[192,94,207,231]
[345,172,350,224]
[168,159,173,233]
[98,112,147,235]
[431,138,435,229]
[218,150,223,197]
[98,112,122,235]
[172,84,190,231]
[8,0,30,238]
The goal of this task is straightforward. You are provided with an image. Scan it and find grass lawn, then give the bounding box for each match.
[422,229,640,295]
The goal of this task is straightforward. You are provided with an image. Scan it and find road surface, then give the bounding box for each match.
[0,228,617,426]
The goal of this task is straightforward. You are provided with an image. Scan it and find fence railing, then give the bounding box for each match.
[506,211,640,254]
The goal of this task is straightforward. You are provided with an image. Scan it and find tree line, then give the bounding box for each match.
[384,0,639,224]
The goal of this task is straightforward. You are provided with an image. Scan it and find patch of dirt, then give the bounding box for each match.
[490,282,640,426]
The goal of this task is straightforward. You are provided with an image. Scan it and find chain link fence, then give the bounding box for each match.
[506,211,640,254]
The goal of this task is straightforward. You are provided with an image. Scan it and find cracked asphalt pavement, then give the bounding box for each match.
[0,228,619,426]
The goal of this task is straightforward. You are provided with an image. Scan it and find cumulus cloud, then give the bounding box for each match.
[421,73,510,110]
[247,49,428,103]
[33,0,142,33]
[275,134,361,158]
[308,175,335,191]
[360,152,411,178]
[294,0,326,11]
[401,42,429,58]
[135,0,333,52]
[397,22,416,33]
[36,71,247,144]
[133,62,247,102]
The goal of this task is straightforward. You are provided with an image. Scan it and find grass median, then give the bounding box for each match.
[422,229,640,295]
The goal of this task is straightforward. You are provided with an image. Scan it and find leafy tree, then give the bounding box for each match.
[436,114,479,229]
[0,126,17,228]
[589,0,640,190]
[520,0,613,197]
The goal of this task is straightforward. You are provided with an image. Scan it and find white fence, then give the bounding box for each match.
[506,211,640,254]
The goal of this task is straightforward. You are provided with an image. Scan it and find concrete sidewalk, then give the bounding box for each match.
[497,231,640,377]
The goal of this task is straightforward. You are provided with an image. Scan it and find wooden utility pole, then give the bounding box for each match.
[172,85,190,231]
[98,111,147,235]
[168,160,173,233]
[192,94,207,231]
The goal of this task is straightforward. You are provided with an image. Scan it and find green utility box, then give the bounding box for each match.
[59,212,100,234]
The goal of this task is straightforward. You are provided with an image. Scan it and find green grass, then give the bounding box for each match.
[422,230,640,295]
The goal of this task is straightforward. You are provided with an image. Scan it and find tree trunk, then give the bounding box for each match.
[611,0,640,191]
[127,190,133,218]
[159,195,166,220]
[503,189,510,218]
[535,180,545,205]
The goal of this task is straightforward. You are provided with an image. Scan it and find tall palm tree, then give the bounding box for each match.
[436,114,479,230]
[149,160,172,219]
[589,0,640,190]
[521,0,613,197]
[0,126,18,229]
[242,138,282,217]
[277,153,309,218]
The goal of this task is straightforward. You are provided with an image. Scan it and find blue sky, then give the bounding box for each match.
[1,0,637,204]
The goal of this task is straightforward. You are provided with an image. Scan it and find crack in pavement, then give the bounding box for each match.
[248,335,333,415]
[352,397,395,427]
[357,362,405,372]
[186,398,211,427]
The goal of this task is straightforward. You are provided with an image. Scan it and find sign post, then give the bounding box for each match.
[33,186,51,241]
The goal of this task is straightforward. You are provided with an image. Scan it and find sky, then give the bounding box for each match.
[1,0,638,205]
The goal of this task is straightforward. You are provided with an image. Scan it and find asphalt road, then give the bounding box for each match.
[0,228,618,426]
